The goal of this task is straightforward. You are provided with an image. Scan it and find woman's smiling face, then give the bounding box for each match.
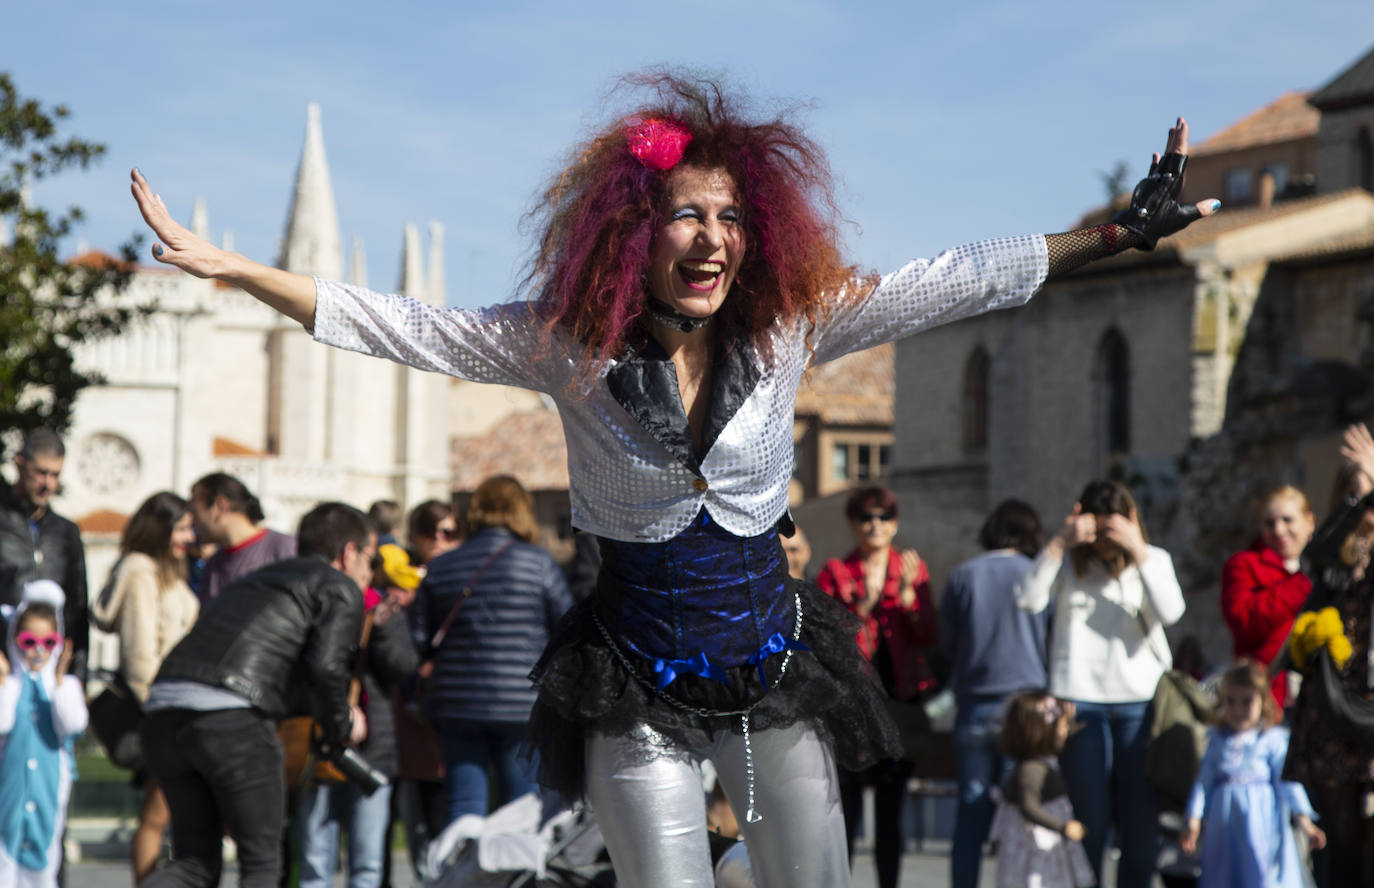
[646,165,745,321]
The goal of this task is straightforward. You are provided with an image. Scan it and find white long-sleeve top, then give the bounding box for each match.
[1015,545,1185,703]
[312,236,1048,543]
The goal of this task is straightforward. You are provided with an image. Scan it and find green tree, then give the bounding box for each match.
[0,72,143,455]
[1100,159,1132,207]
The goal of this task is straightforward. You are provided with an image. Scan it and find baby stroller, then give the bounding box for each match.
[424,791,757,888]
[424,793,614,887]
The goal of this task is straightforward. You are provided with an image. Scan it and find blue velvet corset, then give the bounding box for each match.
[595,509,802,691]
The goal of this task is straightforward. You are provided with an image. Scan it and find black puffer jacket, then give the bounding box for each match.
[0,481,89,680]
[155,555,363,745]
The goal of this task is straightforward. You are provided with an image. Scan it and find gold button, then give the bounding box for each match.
[693,478,709,492]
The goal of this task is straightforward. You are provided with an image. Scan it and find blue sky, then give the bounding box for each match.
[9,2,1371,308]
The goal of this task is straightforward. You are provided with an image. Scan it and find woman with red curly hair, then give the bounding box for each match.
[131,72,1216,887]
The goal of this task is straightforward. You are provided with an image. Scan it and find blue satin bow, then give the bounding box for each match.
[653,651,730,694]
[747,632,812,689]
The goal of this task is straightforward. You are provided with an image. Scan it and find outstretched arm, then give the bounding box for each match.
[130,168,317,328]
[1045,118,1218,278]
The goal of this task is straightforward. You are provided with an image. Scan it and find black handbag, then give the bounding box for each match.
[89,676,144,771]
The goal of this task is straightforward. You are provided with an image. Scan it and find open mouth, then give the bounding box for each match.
[677,260,724,291]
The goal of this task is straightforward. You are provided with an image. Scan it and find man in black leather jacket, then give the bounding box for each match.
[0,428,88,681]
[140,501,375,888]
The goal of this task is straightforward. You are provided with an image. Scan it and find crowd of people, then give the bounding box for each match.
[4,418,1374,888]
[0,430,573,887]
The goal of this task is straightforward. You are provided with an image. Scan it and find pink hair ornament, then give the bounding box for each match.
[625,116,692,171]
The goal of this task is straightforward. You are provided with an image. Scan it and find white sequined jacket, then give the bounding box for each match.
[313,235,1048,543]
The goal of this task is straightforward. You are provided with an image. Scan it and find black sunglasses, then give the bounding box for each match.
[858,511,896,524]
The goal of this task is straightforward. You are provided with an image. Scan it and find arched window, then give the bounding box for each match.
[1093,328,1131,459]
[963,345,990,453]
[1357,126,1373,193]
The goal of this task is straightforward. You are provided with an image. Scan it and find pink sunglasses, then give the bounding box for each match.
[17,632,61,651]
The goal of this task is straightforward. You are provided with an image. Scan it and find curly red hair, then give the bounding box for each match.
[519,70,865,373]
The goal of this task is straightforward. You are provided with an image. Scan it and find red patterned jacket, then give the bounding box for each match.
[818,547,937,702]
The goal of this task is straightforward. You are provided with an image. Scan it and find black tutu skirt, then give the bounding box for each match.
[527,577,903,800]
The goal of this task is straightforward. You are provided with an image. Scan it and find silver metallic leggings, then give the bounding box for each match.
[585,721,850,887]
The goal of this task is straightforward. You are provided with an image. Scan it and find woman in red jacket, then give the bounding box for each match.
[1221,485,1315,708]
[818,485,936,888]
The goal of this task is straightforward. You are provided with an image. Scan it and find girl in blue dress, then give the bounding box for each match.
[0,580,89,888]
[1182,660,1325,888]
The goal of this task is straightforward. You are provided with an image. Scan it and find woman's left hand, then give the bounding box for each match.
[1102,513,1150,564]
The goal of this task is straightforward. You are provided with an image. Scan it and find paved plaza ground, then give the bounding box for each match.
[67,846,998,888]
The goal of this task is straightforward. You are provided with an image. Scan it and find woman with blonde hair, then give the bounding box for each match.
[91,491,198,884]
[1221,485,1315,709]
[1015,479,1185,888]
[414,475,573,823]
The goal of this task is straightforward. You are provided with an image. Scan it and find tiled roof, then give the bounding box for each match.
[795,342,893,425]
[1066,189,1373,273]
[69,249,135,271]
[1271,230,1374,265]
[76,509,128,534]
[213,437,264,457]
[1193,91,1319,156]
[450,407,570,491]
[1310,45,1374,110]
[1161,188,1365,249]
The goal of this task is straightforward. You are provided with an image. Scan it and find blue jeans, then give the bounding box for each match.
[950,696,1010,888]
[1059,699,1156,888]
[435,719,539,826]
[296,780,394,888]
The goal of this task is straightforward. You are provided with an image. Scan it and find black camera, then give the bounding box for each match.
[315,739,389,796]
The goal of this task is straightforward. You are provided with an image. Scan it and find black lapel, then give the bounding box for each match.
[605,338,699,472]
[700,332,762,457]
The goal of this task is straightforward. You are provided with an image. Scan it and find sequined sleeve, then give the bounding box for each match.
[811,235,1048,364]
[310,277,569,391]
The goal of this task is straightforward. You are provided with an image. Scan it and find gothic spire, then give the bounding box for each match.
[277,103,342,280]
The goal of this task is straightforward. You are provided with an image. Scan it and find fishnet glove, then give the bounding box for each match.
[1045,224,1144,278]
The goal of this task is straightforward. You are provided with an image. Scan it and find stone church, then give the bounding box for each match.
[892,45,1374,666]
[58,103,451,587]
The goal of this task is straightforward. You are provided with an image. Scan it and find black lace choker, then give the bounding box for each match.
[647,298,713,333]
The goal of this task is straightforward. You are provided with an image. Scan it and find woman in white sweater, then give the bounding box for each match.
[93,491,199,884]
[1015,480,1184,888]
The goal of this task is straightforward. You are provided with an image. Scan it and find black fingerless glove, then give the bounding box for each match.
[1111,152,1202,250]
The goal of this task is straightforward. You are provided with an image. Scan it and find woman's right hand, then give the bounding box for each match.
[131,168,318,326]
[1059,503,1096,546]
[130,168,234,279]
[1063,819,1085,842]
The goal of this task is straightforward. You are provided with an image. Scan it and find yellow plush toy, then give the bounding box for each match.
[1289,607,1353,670]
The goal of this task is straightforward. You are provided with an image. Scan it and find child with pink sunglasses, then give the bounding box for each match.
[0,580,88,888]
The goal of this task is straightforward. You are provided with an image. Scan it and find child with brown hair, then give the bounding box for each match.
[991,690,1094,888]
[1181,659,1325,888]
